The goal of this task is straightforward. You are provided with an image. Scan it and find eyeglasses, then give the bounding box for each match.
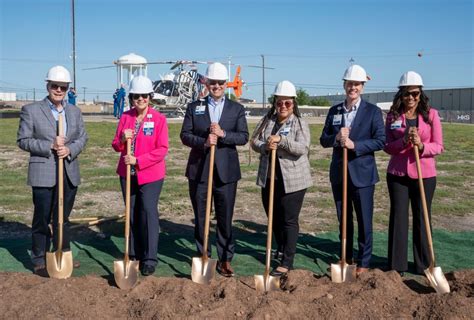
[208,80,226,86]
[50,84,69,92]
[276,100,293,108]
[403,91,420,98]
[132,93,149,100]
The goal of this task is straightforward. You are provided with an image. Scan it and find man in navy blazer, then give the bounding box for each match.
[320,65,385,275]
[180,62,248,277]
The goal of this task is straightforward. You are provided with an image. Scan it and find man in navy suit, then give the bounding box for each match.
[320,65,385,275]
[180,62,248,277]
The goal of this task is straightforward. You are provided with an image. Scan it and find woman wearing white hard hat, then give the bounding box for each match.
[251,80,312,276]
[320,65,385,276]
[384,71,444,276]
[112,75,169,276]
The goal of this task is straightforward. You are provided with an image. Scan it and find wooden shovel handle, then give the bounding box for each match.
[57,114,64,254]
[413,146,436,268]
[124,138,132,263]
[264,149,277,275]
[202,145,215,262]
[341,147,348,263]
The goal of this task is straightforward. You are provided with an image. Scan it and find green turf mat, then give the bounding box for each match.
[1,226,472,277]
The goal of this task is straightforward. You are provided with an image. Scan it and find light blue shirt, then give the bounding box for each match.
[208,96,225,123]
[343,98,361,128]
[47,99,68,136]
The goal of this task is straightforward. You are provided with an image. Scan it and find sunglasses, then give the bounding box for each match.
[403,91,420,98]
[50,84,68,92]
[276,100,293,108]
[208,80,226,86]
[132,93,149,100]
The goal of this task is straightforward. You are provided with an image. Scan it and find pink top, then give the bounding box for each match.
[384,107,444,179]
[112,107,169,185]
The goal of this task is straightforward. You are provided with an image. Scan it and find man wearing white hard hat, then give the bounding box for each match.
[320,64,385,275]
[17,66,88,276]
[181,62,249,277]
[384,71,444,276]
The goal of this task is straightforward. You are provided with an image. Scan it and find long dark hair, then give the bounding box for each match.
[251,96,301,141]
[388,86,431,124]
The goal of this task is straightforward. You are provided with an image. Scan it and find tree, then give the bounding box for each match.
[296,88,310,105]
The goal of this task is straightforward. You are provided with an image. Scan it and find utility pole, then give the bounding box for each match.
[82,87,86,104]
[248,55,274,108]
[33,88,36,101]
[228,56,232,99]
[71,0,76,89]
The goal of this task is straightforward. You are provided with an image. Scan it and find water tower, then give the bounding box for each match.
[115,53,148,89]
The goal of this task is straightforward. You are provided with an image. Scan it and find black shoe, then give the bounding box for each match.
[398,271,405,277]
[270,266,289,277]
[141,265,155,276]
[33,265,48,277]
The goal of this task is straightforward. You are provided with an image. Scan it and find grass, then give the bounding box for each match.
[0,118,473,233]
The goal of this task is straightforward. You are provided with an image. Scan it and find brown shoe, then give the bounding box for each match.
[356,267,369,276]
[216,261,234,277]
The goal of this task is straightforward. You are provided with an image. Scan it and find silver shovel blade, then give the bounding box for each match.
[331,262,356,283]
[254,274,280,292]
[425,266,450,294]
[114,260,140,290]
[191,256,217,285]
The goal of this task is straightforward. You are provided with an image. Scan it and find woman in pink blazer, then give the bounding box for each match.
[384,71,444,276]
[112,76,169,276]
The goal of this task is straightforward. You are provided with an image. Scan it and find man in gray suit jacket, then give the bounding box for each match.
[17,66,88,276]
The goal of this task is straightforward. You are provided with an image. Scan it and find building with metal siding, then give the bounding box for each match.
[312,88,474,123]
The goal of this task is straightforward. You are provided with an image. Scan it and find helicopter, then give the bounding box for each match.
[83,53,245,116]
[152,61,245,116]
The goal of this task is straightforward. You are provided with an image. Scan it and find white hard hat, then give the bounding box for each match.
[273,80,297,97]
[45,66,72,83]
[205,62,228,81]
[342,64,368,82]
[399,71,424,87]
[129,76,154,93]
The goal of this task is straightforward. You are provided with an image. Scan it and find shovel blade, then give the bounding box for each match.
[114,260,140,290]
[46,251,73,279]
[424,266,450,294]
[191,256,217,284]
[330,262,356,283]
[254,274,280,292]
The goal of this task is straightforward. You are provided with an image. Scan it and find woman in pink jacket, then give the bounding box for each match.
[112,76,169,276]
[384,71,444,276]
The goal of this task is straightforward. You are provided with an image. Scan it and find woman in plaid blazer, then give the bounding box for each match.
[250,81,312,276]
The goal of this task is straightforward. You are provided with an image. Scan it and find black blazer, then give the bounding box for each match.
[180,97,249,183]
[320,100,385,188]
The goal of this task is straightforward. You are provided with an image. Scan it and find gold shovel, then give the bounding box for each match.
[46,114,73,279]
[114,138,139,289]
[191,145,218,284]
[255,148,280,292]
[331,147,356,283]
[413,146,450,294]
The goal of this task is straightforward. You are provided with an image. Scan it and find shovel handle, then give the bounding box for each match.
[202,145,215,262]
[341,147,348,263]
[265,149,277,273]
[57,114,64,255]
[413,146,436,268]
[124,138,132,262]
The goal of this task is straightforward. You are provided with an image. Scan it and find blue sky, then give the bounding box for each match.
[1,0,472,102]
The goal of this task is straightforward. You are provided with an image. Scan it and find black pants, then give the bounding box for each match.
[120,177,163,267]
[189,177,237,262]
[261,179,306,269]
[387,173,436,274]
[31,173,77,267]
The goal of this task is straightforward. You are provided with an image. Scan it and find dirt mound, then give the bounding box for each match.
[0,269,472,319]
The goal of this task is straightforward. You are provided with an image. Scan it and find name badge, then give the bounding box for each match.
[333,114,342,126]
[143,121,154,136]
[280,126,291,136]
[195,104,206,115]
[390,120,402,130]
